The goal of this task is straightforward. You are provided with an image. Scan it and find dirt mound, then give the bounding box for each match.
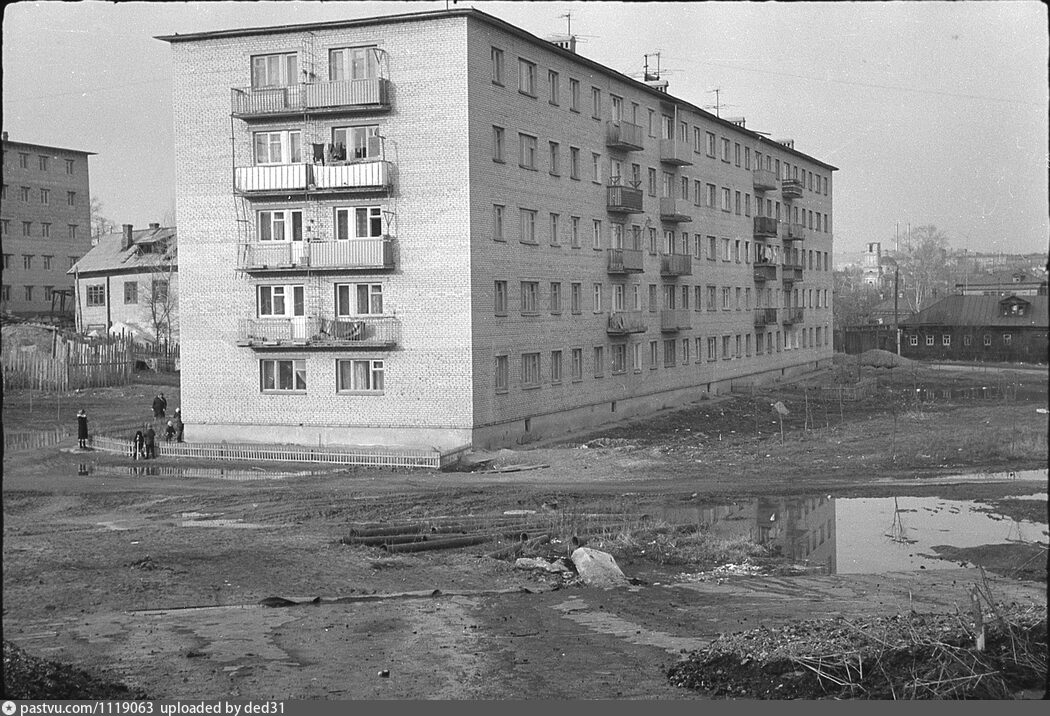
[3,640,150,700]
[857,349,914,368]
[831,353,858,366]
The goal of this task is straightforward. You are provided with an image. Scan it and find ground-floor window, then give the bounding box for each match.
[942,334,951,346]
[611,344,627,374]
[1003,333,1012,345]
[963,334,973,346]
[337,359,383,393]
[571,348,584,381]
[925,335,934,346]
[551,350,562,384]
[722,335,731,360]
[87,284,105,306]
[663,339,676,367]
[495,355,509,392]
[261,359,306,392]
[983,334,992,346]
[707,336,717,362]
[909,335,918,346]
[522,352,541,387]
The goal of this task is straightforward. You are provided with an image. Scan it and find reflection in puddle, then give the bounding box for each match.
[660,476,1048,575]
[5,428,69,451]
[77,464,297,481]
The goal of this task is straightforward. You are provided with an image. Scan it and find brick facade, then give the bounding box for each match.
[162,8,836,450]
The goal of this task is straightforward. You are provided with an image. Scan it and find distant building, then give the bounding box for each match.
[900,294,1048,364]
[861,242,885,289]
[1,132,94,319]
[955,271,1047,297]
[68,224,178,345]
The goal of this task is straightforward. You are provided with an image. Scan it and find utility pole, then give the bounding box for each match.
[894,266,901,355]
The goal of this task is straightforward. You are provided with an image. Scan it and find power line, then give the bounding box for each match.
[4,78,169,102]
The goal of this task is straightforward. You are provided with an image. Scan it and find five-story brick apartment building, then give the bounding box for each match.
[160,8,836,450]
[1,132,94,319]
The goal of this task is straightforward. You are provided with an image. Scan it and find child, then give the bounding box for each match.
[164,421,176,442]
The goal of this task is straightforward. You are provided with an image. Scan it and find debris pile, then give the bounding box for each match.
[2,640,150,700]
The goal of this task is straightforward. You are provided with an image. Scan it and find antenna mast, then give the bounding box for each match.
[644,51,662,81]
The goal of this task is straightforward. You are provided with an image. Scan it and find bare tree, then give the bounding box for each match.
[145,241,178,347]
[90,196,117,245]
[833,265,883,329]
[891,225,953,312]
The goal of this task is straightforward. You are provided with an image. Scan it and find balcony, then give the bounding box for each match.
[753,262,778,282]
[607,311,647,335]
[238,238,395,273]
[659,197,693,223]
[781,178,804,200]
[658,138,693,166]
[230,79,391,120]
[753,215,779,238]
[753,168,778,192]
[660,253,693,277]
[754,308,778,327]
[786,223,806,242]
[607,248,644,274]
[605,121,644,151]
[236,315,399,349]
[660,309,691,332]
[782,264,804,283]
[782,307,804,324]
[606,184,644,214]
[233,161,393,197]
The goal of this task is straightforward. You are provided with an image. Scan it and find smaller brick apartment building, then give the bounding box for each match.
[160,8,837,450]
[1,132,94,319]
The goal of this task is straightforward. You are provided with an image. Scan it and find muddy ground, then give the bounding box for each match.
[2,361,1047,699]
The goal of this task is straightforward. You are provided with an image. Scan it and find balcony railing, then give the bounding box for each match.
[658,139,693,166]
[231,79,391,118]
[786,223,806,242]
[781,178,804,200]
[234,161,393,196]
[238,238,395,272]
[660,253,693,277]
[660,309,691,332]
[605,121,644,151]
[754,308,778,327]
[606,184,644,213]
[753,262,778,282]
[659,196,693,223]
[782,264,804,283]
[607,311,647,335]
[782,307,804,324]
[753,168,778,192]
[607,248,644,274]
[753,215,779,238]
[236,315,400,349]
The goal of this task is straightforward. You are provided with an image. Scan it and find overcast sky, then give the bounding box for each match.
[3,0,1047,261]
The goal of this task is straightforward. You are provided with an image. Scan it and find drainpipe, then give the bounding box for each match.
[106,275,112,331]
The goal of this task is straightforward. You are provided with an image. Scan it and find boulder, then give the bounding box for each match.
[569,547,629,588]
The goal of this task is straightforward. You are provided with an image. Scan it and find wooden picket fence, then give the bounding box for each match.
[820,377,878,402]
[89,434,472,469]
[1,336,134,391]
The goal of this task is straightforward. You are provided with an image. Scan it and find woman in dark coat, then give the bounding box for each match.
[77,409,89,449]
[133,429,145,460]
[173,409,184,443]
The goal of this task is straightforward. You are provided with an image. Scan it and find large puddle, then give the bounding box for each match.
[659,470,1048,575]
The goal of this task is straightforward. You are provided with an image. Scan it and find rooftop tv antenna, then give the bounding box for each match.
[704,88,736,118]
[643,52,662,82]
[560,12,572,37]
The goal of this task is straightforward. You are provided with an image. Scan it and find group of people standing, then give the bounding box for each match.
[132,393,184,460]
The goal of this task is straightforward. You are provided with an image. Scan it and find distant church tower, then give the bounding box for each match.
[862,242,884,289]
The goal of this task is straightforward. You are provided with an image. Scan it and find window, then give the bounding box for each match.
[735,287,742,309]
[69,225,78,240]
[491,47,504,85]
[721,137,731,162]
[571,283,582,313]
[329,47,378,81]
[40,188,49,205]
[551,350,563,383]
[251,52,298,88]
[0,254,8,269]
[611,95,622,121]
[722,238,731,262]
[660,115,673,140]
[707,285,717,309]
[571,217,581,247]
[548,70,560,104]
[706,183,716,207]
[124,282,138,304]
[571,348,583,380]
[591,152,601,182]
[734,143,741,166]
[744,146,750,169]
[67,191,76,206]
[18,153,29,168]
[337,359,384,392]
[331,125,378,160]
[734,240,741,263]
[65,159,75,175]
[38,155,49,171]
[522,352,541,387]
[648,284,658,313]
[521,281,540,314]
[570,147,580,179]
[22,221,31,237]
[68,256,78,269]
[694,285,703,309]
[24,286,34,302]
[335,283,381,316]
[592,220,602,249]
[593,346,604,377]
[494,280,508,314]
[518,58,536,95]
[1003,333,1012,345]
[592,282,603,312]
[611,344,627,374]
[722,286,731,310]
[611,223,624,250]
[745,194,751,217]
[983,334,992,346]
[682,338,690,364]
[694,337,703,362]
[647,167,657,196]
[648,228,657,254]
[722,335,731,360]
[520,209,537,244]
[693,127,703,153]
[86,284,105,306]
[649,340,659,369]
[613,284,626,311]
[492,126,505,162]
[591,87,602,118]
[519,133,537,169]
[569,78,580,111]
[493,205,505,241]
[549,142,560,175]
[925,335,935,346]
[261,359,306,392]
[43,286,54,302]
[259,209,304,242]
[41,223,50,238]
[663,339,676,367]
[550,281,562,313]
[632,343,642,371]
[0,220,6,235]
[253,130,302,164]
[550,213,560,245]
[495,355,509,391]
[20,186,30,201]
[721,187,731,212]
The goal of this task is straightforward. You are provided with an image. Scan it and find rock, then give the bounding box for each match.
[570,547,629,588]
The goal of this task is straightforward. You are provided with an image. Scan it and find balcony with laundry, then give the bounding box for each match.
[781,178,804,200]
[606,184,644,214]
[753,215,779,239]
[237,237,395,273]
[607,248,644,274]
[236,315,400,349]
